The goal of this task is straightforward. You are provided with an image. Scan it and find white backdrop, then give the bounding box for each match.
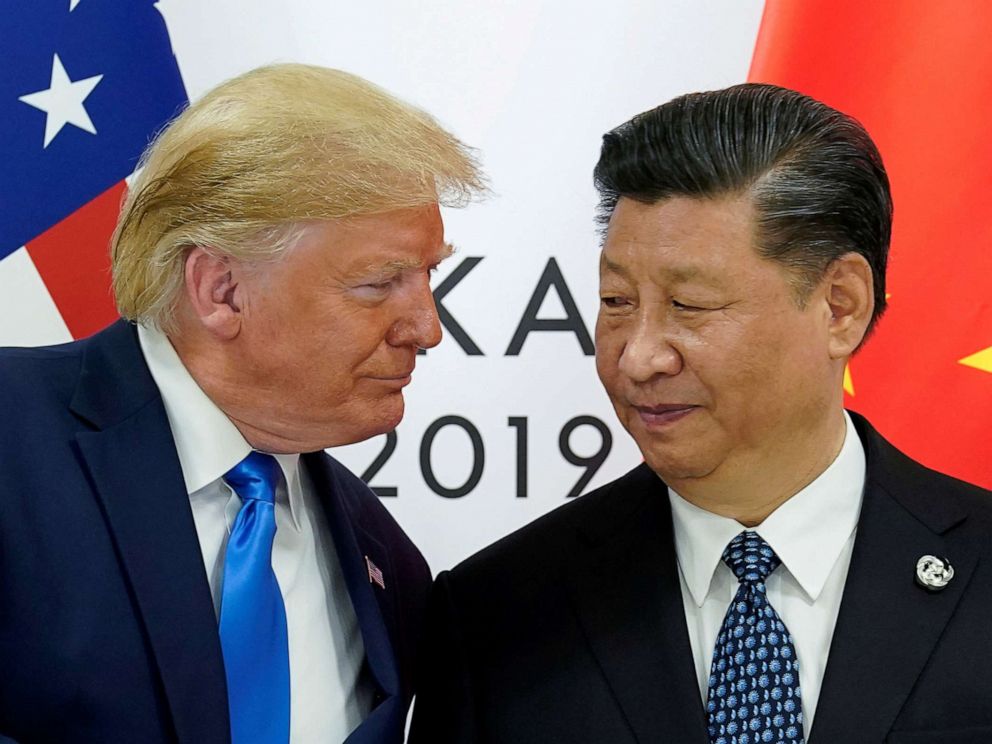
[8,1,766,572]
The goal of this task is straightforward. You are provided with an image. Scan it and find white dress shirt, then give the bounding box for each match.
[668,411,865,738]
[138,324,372,743]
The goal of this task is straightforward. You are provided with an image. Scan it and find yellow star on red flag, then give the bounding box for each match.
[959,347,992,374]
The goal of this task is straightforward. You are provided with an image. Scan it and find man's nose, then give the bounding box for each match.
[388,275,443,350]
[617,315,683,382]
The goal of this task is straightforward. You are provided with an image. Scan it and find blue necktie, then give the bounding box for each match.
[706,531,804,744]
[219,452,290,744]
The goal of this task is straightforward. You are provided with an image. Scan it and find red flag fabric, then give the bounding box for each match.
[25,181,126,340]
[749,0,992,489]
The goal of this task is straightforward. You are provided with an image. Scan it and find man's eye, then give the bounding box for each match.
[353,279,395,298]
[362,275,399,291]
[601,296,630,308]
[672,299,708,312]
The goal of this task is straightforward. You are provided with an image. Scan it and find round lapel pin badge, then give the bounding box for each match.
[915,554,954,591]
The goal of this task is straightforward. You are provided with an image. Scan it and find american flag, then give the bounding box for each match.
[365,556,386,590]
[2,0,187,343]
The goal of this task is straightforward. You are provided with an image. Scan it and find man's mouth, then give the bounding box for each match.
[369,368,415,386]
[632,403,698,427]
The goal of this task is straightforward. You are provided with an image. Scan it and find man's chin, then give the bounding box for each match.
[639,446,715,484]
[322,400,404,449]
[378,396,406,431]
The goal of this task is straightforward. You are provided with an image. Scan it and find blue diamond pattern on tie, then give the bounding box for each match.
[219,452,290,744]
[706,531,804,744]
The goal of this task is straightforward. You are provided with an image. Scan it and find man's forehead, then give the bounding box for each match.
[600,246,730,290]
[600,193,757,280]
[291,207,449,269]
[600,250,707,280]
[605,193,755,241]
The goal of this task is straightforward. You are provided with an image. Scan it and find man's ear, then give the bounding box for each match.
[824,252,874,359]
[183,247,243,340]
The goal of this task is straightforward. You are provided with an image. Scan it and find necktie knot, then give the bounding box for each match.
[722,530,781,583]
[224,451,280,505]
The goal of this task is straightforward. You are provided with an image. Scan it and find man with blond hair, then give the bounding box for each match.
[0,64,483,744]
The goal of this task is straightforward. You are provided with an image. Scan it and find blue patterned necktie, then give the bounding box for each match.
[219,452,290,744]
[706,531,804,744]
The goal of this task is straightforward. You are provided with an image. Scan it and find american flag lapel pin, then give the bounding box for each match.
[365,555,385,589]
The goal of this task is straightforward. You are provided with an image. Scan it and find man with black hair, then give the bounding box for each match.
[411,83,992,744]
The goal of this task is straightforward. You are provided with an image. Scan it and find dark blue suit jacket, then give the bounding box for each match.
[0,320,431,744]
[411,413,992,744]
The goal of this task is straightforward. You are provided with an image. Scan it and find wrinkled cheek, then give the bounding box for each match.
[297,363,355,411]
[594,351,611,387]
[595,353,624,402]
[594,329,621,387]
[595,360,632,432]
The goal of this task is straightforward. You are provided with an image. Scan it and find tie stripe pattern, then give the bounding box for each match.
[706,531,803,744]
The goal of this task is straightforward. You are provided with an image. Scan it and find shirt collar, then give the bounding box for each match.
[668,411,866,607]
[137,324,303,530]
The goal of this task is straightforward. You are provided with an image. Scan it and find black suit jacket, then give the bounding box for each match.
[410,414,992,743]
[0,320,431,744]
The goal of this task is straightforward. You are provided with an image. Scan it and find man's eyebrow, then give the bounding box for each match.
[600,253,630,277]
[665,265,705,282]
[363,242,456,275]
[435,241,456,264]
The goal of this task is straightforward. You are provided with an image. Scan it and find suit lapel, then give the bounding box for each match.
[304,452,402,740]
[565,467,709,744]
[351,520,402,666]
[71,322,229,744]
[810,416,979,743]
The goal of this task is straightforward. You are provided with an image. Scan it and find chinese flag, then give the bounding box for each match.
[749,1,992,489]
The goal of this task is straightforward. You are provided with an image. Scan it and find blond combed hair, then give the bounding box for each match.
[112,63,485,331]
